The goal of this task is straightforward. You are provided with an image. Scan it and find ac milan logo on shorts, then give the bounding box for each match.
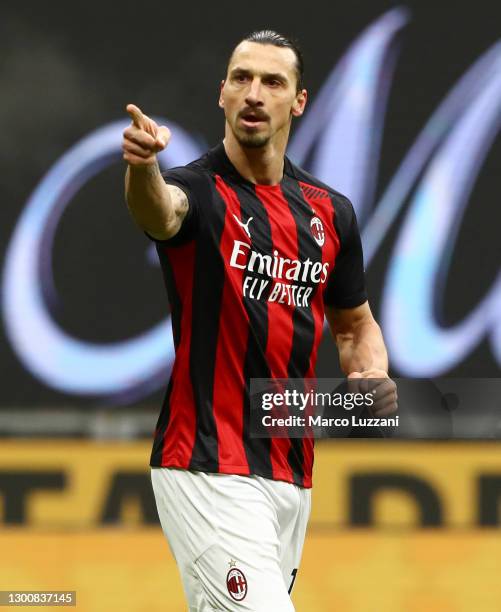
[310,216,325,246]
[226,568,248,601]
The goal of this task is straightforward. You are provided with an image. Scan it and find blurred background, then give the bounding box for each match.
[1,0,500,610]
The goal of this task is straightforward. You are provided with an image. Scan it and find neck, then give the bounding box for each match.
[223,124,290,185]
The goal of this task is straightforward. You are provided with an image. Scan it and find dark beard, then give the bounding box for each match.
[233,125,270,148]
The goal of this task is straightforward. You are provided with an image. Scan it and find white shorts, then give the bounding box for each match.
[151,467,311,611]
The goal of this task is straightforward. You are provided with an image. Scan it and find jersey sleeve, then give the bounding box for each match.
[323,196,368,308]
[143,165,202,247]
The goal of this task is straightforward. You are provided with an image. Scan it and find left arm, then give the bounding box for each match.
[325,301,387,376]
[323,195,396,415]
[325,301,397,416]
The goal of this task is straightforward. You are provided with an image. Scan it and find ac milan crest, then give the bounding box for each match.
[310,216,325,246]
[226,567,248,601]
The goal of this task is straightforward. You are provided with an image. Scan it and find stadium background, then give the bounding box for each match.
[1,0,500,610]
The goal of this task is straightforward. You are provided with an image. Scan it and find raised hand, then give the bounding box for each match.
[122,104,171,166]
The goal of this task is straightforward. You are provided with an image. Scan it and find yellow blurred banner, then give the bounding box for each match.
[1,529,501,611]
[2,440,501,610]
[1,439,501,528]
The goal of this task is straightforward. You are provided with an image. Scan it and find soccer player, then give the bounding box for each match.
[123,30,397,611]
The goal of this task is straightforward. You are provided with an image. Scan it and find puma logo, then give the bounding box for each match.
[233,214,253,239]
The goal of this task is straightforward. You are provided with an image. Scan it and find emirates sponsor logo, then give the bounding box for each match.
[229,240,329,307]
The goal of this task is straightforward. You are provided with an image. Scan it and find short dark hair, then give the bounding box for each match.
[228,30,304,92]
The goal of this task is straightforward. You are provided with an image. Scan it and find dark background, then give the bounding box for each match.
[1,0,500,407]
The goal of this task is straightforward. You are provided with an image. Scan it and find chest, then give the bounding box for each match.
[207,179,338,268]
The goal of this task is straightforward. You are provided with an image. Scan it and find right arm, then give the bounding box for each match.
[122,104,189,241]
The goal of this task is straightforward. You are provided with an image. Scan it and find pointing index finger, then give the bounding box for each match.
[126,103,144,129]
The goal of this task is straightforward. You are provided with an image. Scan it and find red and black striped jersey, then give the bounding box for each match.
[147,142,367,488]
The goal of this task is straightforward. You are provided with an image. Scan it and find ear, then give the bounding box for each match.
[291,89,307,118]
[218,80,225,108]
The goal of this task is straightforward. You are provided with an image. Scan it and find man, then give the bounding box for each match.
[123,30,397,611]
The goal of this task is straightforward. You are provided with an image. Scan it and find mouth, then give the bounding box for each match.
[239,111,268,128]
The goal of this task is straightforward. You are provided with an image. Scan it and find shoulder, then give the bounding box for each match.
[161,151,212,181]
[286,159,355,218]
[160,151,216,205]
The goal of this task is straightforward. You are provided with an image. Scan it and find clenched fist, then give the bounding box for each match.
[122,104,171,166]
[347,369,398,417]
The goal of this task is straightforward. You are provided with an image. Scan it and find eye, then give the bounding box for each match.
[234,73,248,83]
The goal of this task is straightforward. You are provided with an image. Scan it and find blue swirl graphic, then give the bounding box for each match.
[2,120,203,395]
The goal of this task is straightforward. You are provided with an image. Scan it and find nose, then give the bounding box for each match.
[245,77,264,106]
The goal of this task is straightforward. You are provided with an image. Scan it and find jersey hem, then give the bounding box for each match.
[150,459,312,489]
